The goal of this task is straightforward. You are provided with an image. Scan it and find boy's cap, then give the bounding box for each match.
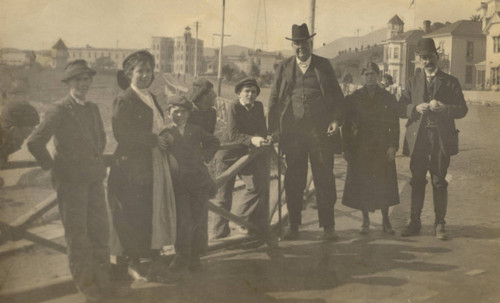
[167,95,194,111]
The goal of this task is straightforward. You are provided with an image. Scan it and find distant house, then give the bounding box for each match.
[421,20,486,90]
[382,15,424,88]
[479,0,500,90]
[0,49,35,66]
[67,45,137,70]
[248,49,283,74]
[151,37,174,73]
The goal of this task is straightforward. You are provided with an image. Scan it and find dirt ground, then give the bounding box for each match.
[1,99,499,303]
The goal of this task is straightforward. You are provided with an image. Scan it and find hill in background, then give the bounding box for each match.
[315,28,387,59]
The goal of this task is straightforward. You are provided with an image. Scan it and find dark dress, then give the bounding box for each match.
[107,87,163,259]
[188,107,217,134]
[342,85,400,211]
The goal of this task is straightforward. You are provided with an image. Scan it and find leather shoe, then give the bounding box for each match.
[283,226,299,240]
[435,224,448,240]
[323,226,338,241]
[400,223,421,237]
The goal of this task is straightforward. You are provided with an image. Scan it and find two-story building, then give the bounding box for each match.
[382,15,424,87]
[421,20,485,90]
[479,0,500,90]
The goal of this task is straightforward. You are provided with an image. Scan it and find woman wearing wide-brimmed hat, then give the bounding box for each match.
[108,50,176,281]
[342,62,400,235]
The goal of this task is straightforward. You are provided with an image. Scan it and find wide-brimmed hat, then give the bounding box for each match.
[234,77,260,96]
[186,78,214,103]
[61,60,96,83]
[1,101,40,128]
[118,50,155,90]
[285,23,316,41]
[167,95,193,111]
[416,38,439,56]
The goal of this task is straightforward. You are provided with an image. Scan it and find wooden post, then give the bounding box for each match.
[217,0,226,96]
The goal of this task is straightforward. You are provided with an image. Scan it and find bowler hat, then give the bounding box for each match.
[61,60,96,83]
[416,38,439,56]
[234,77,260,96]
[167,95,193,111]
[286,23,316,41]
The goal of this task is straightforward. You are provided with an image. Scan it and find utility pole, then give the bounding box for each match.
[217,0,226,96]
[194,21,199,78]
[309,0,316,50]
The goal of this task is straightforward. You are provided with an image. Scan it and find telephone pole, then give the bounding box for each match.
[309,0,316,50]
[217,0,226,96]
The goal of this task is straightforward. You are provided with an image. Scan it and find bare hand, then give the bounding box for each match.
[251,136,267,147]
[415,103,430,114]
[327,122,339,136]
[429,99,447,113]
[387,147,397,162]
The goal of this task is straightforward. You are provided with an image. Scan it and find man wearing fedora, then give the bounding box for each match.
[399,38,468,240]
[28,60,116,302]
[268,23,345,241]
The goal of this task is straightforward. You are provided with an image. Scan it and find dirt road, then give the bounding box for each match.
[1,104,499,303]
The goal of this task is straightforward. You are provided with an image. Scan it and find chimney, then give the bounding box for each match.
[423,20,431,33]
[480,2,488,30]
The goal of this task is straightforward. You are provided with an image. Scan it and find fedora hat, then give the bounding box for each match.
[61,60,96,83]
[416,38,439,56]
[286,23,316,41]
[234,77,260,96]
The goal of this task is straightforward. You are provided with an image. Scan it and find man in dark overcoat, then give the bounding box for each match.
[268,24,345,241]
[28,60,115,302]
[399,38,468,240]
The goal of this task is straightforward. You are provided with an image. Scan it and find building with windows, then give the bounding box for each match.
[67,45,137,70]
[382,15,424,87]
[151,37,174,73]
[479,0,500,90]
[421,20,485,90]
[173,26,204,76]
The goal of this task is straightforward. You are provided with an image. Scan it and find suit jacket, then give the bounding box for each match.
[111,87,163,177]
[27,95,106,182]
[162,123,220,194]
[267,54,345,150]
[399,69,468,157]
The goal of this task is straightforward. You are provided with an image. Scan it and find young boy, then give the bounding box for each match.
[28,60,116,302]
[161,95,219,274]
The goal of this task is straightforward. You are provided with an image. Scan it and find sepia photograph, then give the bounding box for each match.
[0,0,499,302]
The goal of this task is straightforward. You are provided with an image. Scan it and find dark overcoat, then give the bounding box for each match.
[399,70,468,157]
[27,95,106,183]
[107,87,164,258]
[267,54,345,153]
[342,86,400,211]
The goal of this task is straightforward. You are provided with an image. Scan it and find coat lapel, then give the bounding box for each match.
[63,95,100,153]
[415,71,426,104]
[432,69,444,98]
[312,55,326,97]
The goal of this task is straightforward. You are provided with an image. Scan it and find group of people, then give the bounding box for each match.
[6,22,466,302]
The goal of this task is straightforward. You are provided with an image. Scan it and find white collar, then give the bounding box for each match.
[296,55,312,67]
[70,92,87,106]
[425,68,438,78]
[131,83,150,97]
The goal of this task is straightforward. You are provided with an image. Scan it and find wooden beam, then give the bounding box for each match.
[11,193,58,230]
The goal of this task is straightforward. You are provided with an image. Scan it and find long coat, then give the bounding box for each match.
[107,87,165,257]
[267,54,345,153]
[342,86,400,211]
[27,95,106,183]
[400,69,468,157]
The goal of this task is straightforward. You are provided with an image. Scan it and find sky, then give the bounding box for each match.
[0,0,481,51]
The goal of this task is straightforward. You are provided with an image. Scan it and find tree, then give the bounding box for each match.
[221,64,234,81]
[470,14,482,22]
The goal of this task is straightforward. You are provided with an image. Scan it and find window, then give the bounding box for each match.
[494,36,500,53]
[466,41,474,61]
[465,66,473,84]
[394,47,399,59]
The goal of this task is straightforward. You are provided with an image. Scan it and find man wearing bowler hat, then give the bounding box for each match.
[399,38,468,240]
[268,23,345,241]
[28,60,118,302]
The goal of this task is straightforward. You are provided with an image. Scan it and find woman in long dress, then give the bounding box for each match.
[108,51,176,280]
[342,62,400,234]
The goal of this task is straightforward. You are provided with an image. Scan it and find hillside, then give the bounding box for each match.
[315,28,387,59]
